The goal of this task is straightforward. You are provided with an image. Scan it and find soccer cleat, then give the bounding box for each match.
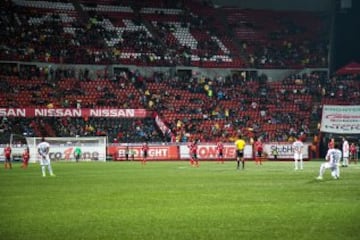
[316,176,323,180]
[50,174,56,177]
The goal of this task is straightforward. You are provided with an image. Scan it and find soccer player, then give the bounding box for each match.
[216,140,224,164]
[3,144,12,169]
[125,145,129,161]
[292,137,304,170]
[37,137,55,177]
[188,139,199,167]
[342,137,349,167]
[74,145,82,162]
[21,147,30,169]
[141,142,149,165]
[316,144,341,180]
[349,143,357,164]
[328,138,335,149]
[234,134,246,170]
[254,137,263,165]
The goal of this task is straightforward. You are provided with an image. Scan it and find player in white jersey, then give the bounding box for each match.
[342,137,349,167]
[316,144,341,180]
[292,138,304,170]
[37,137,55,177]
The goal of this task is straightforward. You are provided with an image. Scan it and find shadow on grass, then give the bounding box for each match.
[306,178,335,184]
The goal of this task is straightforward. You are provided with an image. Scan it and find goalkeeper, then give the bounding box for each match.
[74,145,82,162]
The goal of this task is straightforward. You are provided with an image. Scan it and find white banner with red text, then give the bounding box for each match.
[320,105,360,134]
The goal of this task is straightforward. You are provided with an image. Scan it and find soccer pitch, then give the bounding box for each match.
[1,161,359,240]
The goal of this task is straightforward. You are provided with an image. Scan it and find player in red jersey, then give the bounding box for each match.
[3,144,12,169]
[141,142,149,165]
[350,143,357,164]
[216,141,224,164]
[254,137,263,165]
[328,138,335,149]
[21,147,30,169]
[188,139,199,167]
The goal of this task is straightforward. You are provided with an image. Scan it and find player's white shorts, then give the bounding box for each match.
[321,162,338,169]
[294,153,303,160]
[39,156,51,166]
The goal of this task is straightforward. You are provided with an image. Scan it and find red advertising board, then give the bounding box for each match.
[0,108,148,118]
[108,145,179,161]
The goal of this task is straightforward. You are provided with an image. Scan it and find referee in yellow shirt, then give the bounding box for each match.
[234,134,246,170]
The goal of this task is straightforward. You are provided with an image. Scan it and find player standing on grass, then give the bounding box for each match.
[21,147,30,169]
[342,137,349,167]
[328,138,335,150]
[141,142,149,165]
[234,135,246,170]
[188,139,199,167]
[37,137,55,177]
[316,144,341,180]
[254,137,263,165]
[3,144,12,169]
[292,137,304,170]
[216,140,224,164]
[349,143,357,164]
[74,145,82,162]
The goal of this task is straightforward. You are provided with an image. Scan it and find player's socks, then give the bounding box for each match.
[42,166,46,177]
[48,165,54,175]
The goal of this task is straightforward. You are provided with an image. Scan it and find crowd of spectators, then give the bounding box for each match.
[1,60,359,143]
[0,0,353,144]
[0,0,329,68]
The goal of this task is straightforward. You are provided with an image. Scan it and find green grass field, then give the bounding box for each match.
[1,160,359,240]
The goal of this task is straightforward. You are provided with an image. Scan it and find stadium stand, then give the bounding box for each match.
[1,0,343,147]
